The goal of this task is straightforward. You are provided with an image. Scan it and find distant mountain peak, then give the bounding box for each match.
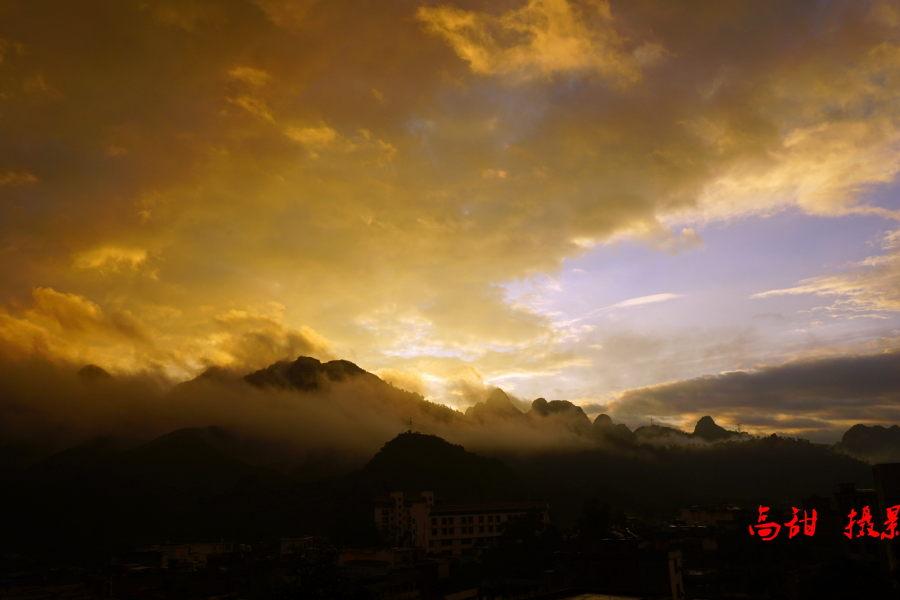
[78,364,111,380]
[593,413,614,428]
[693,415,735,442]
[485,388,514,408]
[244,356,372,391]
[465,388,523,420]
[841,423,900,463]
[531,398,589,421]
[360,432,528,502]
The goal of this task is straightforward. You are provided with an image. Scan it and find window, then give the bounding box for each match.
[479,516,484,523]
[467,516,473,524]
[441,528,447,535]
[431,517,437,526]
[488,526,494,533]
[441,539,452,546]
[432,528,437,536]
[488,515,493,523]
[479,526,484,533]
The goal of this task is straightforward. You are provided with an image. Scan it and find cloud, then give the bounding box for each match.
[0,0,899,396]
[611,349,900,440]
[284,124,337,147]
[416,0,650,83]
[74,247,149,272]
[0,171,38,186]
[752,228,900,315]
[229,66,271,86]
[0,288,153,370]
[606,293,684,310]
[209,308,334,371]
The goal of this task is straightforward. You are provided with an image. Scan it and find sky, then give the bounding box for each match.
[1,0,900,442]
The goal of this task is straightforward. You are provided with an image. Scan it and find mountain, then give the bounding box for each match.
[633,423,693,444]
[839,424,900,463]
[591,414,636,444]
[504,433,874,526]
[0,427,292,552]
[693,415,739,442]
[0,428,531,552]
[465,388,523,420]
[631,416,742,445]
[529,398,592,435]
[78,364,112,380]
[242,356,463,426]
[244,356,374,390]
[352,432,528,502]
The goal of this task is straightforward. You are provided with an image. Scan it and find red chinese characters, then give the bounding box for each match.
[749,506,781,540]
[784,507,817,539]
[748,504,900,540]
[882,505,900,540]
[749,505,816,540]
[844,505,900,539]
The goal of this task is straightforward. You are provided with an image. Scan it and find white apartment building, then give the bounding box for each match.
[374,491,549,556]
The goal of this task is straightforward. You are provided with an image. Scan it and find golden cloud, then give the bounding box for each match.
[0,171,38,186]
[0,0,898,396]
[416,0,649,83]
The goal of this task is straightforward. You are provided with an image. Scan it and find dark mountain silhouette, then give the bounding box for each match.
[351,432,528,502]
[244,357,372,390]
[633,423,693,443]
[0,427,292,552]
[527,398,592,436]
[245,356,463,425]
[591,414,636,444]
[118,428,289,496]
[465,388,523,420]
[26,435,122,482]
[839,424,900,463]
[503,433,874,525]
[693,415,738,442]
[631,416,741,445]
[530,398,588,420]
[78,363,112,380]
[0,429,532,552]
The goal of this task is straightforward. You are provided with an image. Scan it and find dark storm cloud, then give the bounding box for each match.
[613,350,900,432]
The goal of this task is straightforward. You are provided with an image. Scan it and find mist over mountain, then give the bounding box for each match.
[0,353,869,474]
[0,351,884,549]
[839,423,900,464]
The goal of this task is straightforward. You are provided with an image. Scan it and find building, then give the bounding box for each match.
[552,541,684,600]
[280,536,316,555]
[132,541,235,568]
[374,491,550,556]
[835,482,880,562]
[874,463,900,587]
[678,504,746,530]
